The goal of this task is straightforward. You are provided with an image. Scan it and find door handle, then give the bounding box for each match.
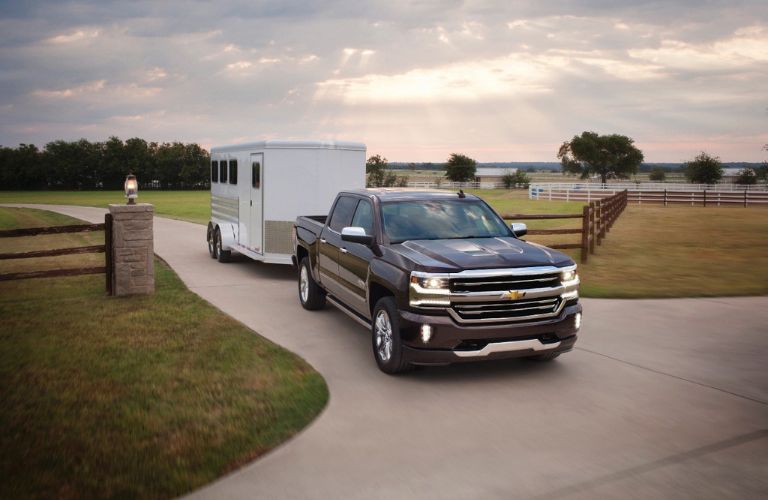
[340,248,348,254]
[320,238,327,244]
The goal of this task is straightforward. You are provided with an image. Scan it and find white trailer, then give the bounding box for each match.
[207,140,366,264]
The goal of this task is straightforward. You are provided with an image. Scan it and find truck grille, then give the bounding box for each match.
[450,272,561,293]
[451,297,562,323]
[446,267,570,324]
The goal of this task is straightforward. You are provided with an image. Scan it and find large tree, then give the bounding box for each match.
[366,154,387,187]
[557,131,644,184]
[445,153,477,182]
[683,151,723,184]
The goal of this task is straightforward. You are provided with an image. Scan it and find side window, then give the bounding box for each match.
[229,159,238,184]
[211,160,218,183]
[220,159,228,183]
[328,196,358,233]
[350,200,373,235]
[252,161,261,189]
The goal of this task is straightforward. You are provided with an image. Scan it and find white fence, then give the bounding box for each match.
[528,183,768,206]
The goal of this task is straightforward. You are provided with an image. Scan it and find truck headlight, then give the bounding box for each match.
[560,267,577,283]
[409,273,450,307]
[411,276,448,290]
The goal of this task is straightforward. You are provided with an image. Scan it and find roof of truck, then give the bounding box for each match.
[211,140,366,153]
[343,188,481,202]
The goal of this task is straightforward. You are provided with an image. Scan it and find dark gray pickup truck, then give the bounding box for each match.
[292,189,581,374]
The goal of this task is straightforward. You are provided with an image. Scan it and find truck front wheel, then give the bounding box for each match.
[372,297,412,374]
[298,258,326,310]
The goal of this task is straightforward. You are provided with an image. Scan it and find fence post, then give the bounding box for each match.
[581,205,589,263]
[703,190,707,207]
[664,189,667,207]
[105,213,113,295]
[589,202,596,254]
[597,201,603,246]
[744,189,748,208]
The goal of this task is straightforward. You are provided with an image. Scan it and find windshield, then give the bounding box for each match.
[381,199,512,243]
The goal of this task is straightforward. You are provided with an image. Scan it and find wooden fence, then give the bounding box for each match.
[0,215,113,294]
[529,184,768,207]
[627,190,768,207]
[502,190,628,263]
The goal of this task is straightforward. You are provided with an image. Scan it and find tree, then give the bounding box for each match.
[445,153,477,182]
[366,154,387,187]
[557,131,644,184]
[649,167,666,182]
[683,152,723,184]
[735,168,757,185]
[502,170,530,189]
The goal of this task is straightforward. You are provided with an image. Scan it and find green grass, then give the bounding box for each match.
[0,190,211,224]
[3,190,767,298]
[0,208,328,499]
[575,205,768,298]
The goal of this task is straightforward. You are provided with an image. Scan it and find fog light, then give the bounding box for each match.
[575,312,582,330]
[420,324,433,343]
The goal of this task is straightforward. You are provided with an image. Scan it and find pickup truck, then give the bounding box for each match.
[292,189,581,374]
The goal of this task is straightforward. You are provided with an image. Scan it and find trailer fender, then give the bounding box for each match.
[216,223,237,251]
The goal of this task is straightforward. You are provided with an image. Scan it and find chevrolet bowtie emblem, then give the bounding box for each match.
[501,290,526,300]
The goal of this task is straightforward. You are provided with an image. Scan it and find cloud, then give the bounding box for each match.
[0,0,766,161]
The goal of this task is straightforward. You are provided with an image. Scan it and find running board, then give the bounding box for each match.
[326,295,371,330]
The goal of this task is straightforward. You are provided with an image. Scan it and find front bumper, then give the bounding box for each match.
[398,303,581,365]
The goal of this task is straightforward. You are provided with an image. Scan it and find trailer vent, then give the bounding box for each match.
[265,220,295,254]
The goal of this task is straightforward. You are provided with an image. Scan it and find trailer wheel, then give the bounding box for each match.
[215,228,231,263]
[298,258,326,310]
[207,225,216,259]
[372,297,413,375]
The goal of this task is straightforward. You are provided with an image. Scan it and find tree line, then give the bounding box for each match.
[0,137,210,190]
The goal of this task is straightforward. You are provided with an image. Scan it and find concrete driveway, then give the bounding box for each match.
[6,204,768,499]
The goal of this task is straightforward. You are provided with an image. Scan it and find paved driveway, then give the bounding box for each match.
[6,204,768,499]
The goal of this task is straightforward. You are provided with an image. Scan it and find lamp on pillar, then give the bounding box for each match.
[124,174,138,205]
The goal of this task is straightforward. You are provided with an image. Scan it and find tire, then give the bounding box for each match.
[298,258,326,310]
[215,228,231,263]
[527,352,561,362]
[207,225,217,259]
[371,297,412,374]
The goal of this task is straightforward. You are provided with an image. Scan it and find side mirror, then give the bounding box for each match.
[510,222,527,237]
[341,226,374,246]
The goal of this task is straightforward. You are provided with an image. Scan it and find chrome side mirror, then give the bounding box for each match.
[341,226,374,246]
[510,222,527,237]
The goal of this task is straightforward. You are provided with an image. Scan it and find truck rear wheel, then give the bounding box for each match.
[215,228,231,263]
[298,258,326,310]
[372,297,412,374]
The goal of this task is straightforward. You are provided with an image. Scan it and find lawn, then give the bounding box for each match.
[0,208,328,499]
[2,190,767,298]
[0,190,211,225]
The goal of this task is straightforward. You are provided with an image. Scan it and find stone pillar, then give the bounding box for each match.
[109,203,154,296]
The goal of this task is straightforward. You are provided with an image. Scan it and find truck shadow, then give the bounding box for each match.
[403,357,570,383]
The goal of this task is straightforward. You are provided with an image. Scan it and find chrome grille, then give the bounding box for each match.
[450,272,561,293]
[451,297,562,323]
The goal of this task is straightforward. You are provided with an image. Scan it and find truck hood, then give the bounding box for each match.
[393,237,573,271]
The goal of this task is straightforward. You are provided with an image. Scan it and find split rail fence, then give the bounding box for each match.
[502,190,628,263]
[529,183,768,207]
[0,214,114,294]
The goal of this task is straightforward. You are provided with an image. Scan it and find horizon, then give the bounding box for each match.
[1,1,766,163]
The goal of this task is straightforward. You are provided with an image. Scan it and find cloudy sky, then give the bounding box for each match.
[1,0,766,162]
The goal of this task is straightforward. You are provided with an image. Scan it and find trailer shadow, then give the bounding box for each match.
[228,253,297,282]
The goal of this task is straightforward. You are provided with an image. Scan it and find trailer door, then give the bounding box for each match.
[249,154,263,253]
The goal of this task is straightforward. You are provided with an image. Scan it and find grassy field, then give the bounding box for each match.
[0,208,328,498]
[2,190,767,297]
[0,190,211,224]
